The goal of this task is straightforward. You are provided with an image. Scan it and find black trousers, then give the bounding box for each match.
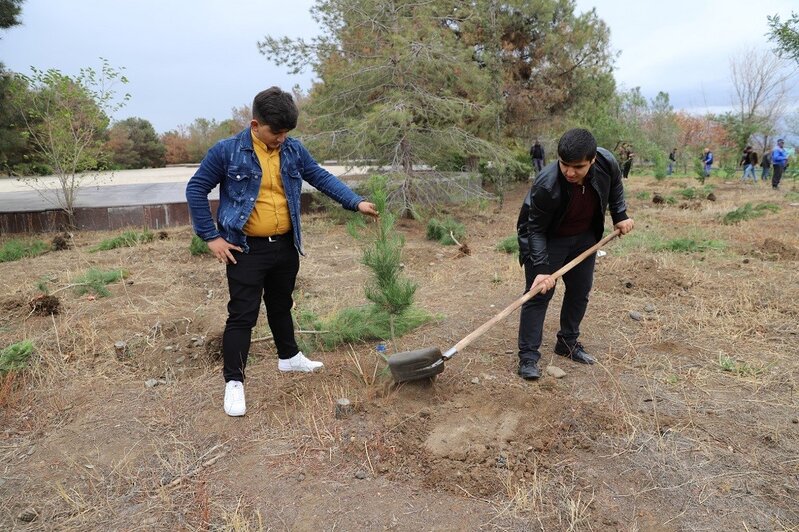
[518,231,597,364]
[622,160,632,178]
[772,164,784,189]
[222,235,299,382]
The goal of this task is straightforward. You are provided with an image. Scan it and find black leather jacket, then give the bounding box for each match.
[516,147,629,276]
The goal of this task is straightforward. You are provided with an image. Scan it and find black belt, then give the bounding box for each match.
[249,233,291,243]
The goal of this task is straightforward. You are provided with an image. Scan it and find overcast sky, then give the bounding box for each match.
[2,0,796,134]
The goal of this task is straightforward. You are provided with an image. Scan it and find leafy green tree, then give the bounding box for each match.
[184,117,239,162]
[0,0,29,174]
[8,59,130,228]
[768,12,799,63]
[105,117,165,169]
[0,66,38,175]
[260,0,510,214]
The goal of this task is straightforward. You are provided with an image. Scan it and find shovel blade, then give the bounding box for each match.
[388,347,445,383]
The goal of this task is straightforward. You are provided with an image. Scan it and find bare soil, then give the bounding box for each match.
[1,178,798,531]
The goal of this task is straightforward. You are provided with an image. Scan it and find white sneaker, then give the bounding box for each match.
[224,380,246,417]
[278,352,324,373]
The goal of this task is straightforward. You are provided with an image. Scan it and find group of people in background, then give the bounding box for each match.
[739,138,788,190]
[531,138,790,190]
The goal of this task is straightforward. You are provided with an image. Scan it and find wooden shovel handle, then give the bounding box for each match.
[449,230,620,356]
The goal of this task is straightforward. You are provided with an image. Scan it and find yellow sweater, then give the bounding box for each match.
[243,130,292,236]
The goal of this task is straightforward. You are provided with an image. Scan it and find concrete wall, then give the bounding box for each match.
[1,194,314,234]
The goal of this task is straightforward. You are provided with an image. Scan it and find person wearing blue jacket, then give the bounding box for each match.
[186,87,378,416]
[771,139,788,190]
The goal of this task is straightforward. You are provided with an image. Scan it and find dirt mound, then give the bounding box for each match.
[29,294,60,316]
[597,257,692,297]
[381,387,623,497]
[756,238,799,260]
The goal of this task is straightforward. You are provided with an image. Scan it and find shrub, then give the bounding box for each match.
[0,239,49,262]
[189,235,210,255]
[0,341,34,374]
[496,236,519,255]
[91,230,154,252]
[73,268,128,297]
[722,203,780,225]
[426,217,466,245]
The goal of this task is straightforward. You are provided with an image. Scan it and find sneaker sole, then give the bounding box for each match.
[278,365,324,373]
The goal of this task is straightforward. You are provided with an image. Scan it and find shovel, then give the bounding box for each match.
[388,230,620,383]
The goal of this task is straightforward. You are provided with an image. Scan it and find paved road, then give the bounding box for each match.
[0,164,368,212]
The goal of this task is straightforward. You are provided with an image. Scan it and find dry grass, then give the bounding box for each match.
[1,178,798,529]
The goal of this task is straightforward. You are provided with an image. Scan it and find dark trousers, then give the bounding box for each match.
[622,160,632,178]
[222,235,299,382]
[772,164,784,189]
[518,231,597,364]
[533,158,544,174]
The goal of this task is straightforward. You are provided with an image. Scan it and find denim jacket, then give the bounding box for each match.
[186,128,364,254]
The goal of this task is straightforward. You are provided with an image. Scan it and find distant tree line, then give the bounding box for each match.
[0,83,252,176]
[1,0,795,184]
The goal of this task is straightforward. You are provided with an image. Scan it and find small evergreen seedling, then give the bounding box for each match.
[496,236,519,255]
[426,217,466,245]
[0,341,34,374]
[189,235,211,255]
[0,239,49,262]
[73,268,128,297]
[362,176,417,317]
[91,230,154,252]
[722,203,779,225]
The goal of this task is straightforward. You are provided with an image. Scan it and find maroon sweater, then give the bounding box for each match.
[554,181,599,237]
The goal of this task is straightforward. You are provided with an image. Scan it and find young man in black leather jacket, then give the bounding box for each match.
[516,129,634,380]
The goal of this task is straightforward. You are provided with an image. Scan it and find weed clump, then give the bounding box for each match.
[426,217,466,245]
[91,230,154,252]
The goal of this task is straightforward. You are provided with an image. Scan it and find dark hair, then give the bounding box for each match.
[557,128,597,163]
[252,87,298,131]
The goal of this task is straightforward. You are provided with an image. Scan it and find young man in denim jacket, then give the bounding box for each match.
[186,87,378,416]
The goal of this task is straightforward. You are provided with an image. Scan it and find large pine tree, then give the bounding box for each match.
[260,0,509,212]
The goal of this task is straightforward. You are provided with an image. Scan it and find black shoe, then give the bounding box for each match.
[554,341,596,365]
[518,360,541,380]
